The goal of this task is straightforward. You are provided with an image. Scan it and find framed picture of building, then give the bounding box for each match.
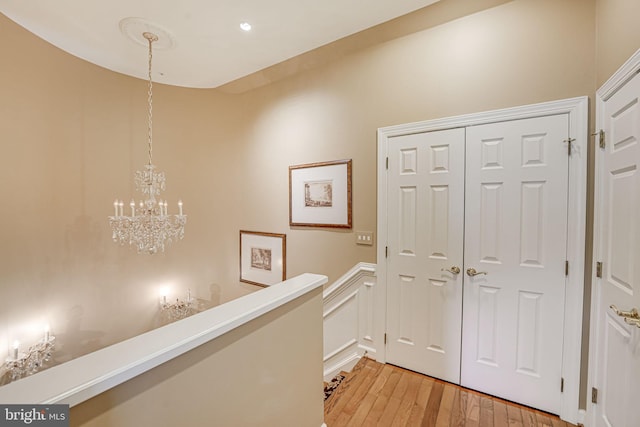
[289,159,352,228]
[239,230,286,287]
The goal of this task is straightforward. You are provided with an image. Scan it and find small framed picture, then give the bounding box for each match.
[289,159,352,228]
[240,230,286,287]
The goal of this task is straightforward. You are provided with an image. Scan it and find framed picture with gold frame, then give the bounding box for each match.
[239,230,286,287]
[289,159,352,228]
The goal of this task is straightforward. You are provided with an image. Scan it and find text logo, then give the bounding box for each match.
[0,405,69,426]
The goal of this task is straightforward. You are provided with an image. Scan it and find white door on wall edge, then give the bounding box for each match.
[461,115,569,415]
[385,127,465,384]
[591,69,640,427]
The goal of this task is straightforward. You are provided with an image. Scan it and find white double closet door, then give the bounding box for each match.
[386,114,569,414]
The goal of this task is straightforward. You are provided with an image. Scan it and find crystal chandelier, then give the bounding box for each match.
[109,32,186,254]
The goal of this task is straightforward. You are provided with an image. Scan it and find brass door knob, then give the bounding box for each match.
[466,268,487,277]
[441,266,461,274]
[610,305,640,328]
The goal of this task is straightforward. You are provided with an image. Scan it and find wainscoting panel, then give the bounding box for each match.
[323,263,377,381]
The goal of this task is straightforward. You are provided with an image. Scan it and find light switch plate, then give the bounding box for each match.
[355,231,374,246]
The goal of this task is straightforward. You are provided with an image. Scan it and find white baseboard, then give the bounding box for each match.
[323,351,362,381]
[576,409,586,426]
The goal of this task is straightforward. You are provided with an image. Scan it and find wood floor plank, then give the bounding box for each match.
[325,359,382,424]
[492,399,509,427]
[435,383,456,427]
[406,377,434,426]
[340,360,384,426]
[506,404,524,427]
[343,390,378,427]
[324,359,576,427]
[421,380,444,427]
[464,390,481,426]
[551,417,568,427]
[535,412,555,427]
[362,367,402,424]
[324,377,360,420]
[450,388,465,427]
[376,370,411,426]
[390,372,422,427]
[521,409,537,427]
[369,364,395,396]
[479,396,494,427]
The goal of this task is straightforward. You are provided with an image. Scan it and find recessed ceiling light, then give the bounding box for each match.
[240,22,252,32]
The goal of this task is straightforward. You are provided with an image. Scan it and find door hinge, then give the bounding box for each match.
[596,261,603,278]
[385,246,388,258]
[386,157,389,170]
[593,129,605,149]
[598,130,605,149]
[384,333,387,345]
[564,138,576,155]
[592,387,598,404]
[565,260,569,276]
[561,377,565,393]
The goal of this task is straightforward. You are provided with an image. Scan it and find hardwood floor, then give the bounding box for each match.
[324,358,576,427]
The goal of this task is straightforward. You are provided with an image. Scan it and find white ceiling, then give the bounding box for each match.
[0,0,440,88]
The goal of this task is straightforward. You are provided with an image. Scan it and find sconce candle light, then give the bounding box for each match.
[160,289,196,322]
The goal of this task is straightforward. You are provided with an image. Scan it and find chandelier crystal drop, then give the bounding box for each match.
[109,32,186,254]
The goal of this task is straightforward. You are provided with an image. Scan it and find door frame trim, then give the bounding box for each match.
[587,47,640,427]
[376,96,588,424]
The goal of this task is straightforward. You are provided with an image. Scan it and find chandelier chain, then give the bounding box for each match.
[146,34,154,167]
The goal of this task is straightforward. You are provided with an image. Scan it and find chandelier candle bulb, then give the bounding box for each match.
[130,200,135,217]
[44,324,50,342]
[12,341,19,360]
[114,200,119,216]
[178,200,183,215]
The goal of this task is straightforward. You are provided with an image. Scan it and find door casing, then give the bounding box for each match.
[376,97,588,424]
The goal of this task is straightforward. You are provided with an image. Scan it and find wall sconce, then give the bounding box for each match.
[160,289,196,322]
[2,325,55,384]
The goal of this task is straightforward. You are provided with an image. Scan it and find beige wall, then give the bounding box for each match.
[596,0,640,86]
[0,0,599,380]
[0,15,258,364]
[233,0,596,286]
[69,288,324,427]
